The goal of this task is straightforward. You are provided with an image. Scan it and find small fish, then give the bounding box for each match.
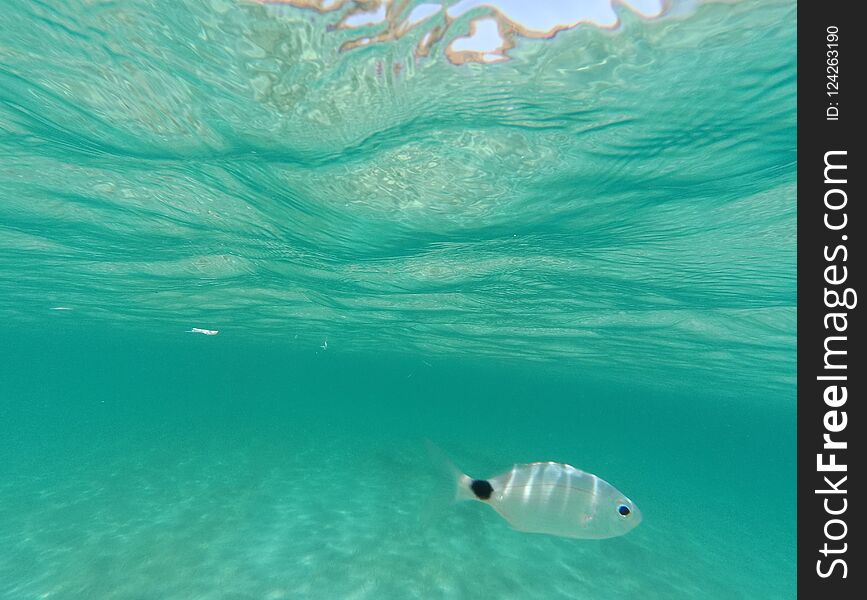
[445,453,641,539]
[188,328,219,336]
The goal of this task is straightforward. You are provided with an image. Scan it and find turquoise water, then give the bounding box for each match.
[0,1,795,598]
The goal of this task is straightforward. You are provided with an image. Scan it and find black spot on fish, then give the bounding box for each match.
[471,479,493,500]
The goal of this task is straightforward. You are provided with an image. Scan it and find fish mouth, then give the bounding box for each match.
[630,505,644,527]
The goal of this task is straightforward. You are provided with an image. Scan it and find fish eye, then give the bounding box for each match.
[617,504,631,517]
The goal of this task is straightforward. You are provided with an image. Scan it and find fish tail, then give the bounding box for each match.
[454,473,476,501]
[424,439,475,502]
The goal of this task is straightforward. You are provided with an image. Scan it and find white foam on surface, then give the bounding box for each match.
[446,0,665,31]
[406,3,441,27]
[343,4,388,28]
[268,0,669,64]
[449,18,502,54]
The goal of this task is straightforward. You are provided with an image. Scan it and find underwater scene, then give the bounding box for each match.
[0,0,795,598]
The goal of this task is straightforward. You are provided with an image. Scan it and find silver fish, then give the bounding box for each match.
[455,461,642,539]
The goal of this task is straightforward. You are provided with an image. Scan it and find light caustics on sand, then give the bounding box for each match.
[261,0,667,64]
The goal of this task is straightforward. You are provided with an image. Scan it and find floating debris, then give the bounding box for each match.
[188,328,219,335]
